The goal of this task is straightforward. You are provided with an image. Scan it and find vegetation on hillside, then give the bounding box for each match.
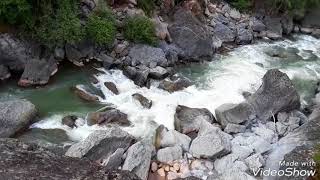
[137,0,156,16]
[124,16,157,45]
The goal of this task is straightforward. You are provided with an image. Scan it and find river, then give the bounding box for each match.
[0,34,319,143]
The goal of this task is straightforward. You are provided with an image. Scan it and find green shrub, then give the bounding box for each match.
[137,0,155,16]
[268,0,320,14]
[32,0,85,46]
[0,0,32,25]
[86,10,116,46]
[229,0,252,12]
[124,16,157,45]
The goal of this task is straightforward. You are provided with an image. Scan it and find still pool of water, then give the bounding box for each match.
[1,34,320,143]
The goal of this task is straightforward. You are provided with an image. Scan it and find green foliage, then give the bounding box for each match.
[31,0,84,46]
[124,16,157,45]
[86,10,116,46]
[137,0,155,16]
[230,0,252,12]
[269,0,320,14]
[0,0,32,25]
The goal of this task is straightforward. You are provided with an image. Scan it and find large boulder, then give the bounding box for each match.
[168,8,214,61]
[87,108,130,126]
[65,128,135,168]
[189,123,232,159]
[213,23,236,43]
[122,140,154,180]
[127,45,168,68]
[0,138,141,180]
[0,34,58,86]
[216,69,300,127]
[174,105,216,134]
[0,99,37,138]
[17,128,71,155]
[247,69,300,122]
[215,103,254,129]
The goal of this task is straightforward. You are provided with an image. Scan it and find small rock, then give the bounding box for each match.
[229,9,241,20]
[71,86,99,102]
[87,108,130,126]
[149,66,169,79]
[132,93,152,109]
[157,146,183,163]
[157,168,166,177]
[62,115,78,128]
[224,123,246,134]
[159,75,192,93]
[104,82,119,95]
[151,162,158,172]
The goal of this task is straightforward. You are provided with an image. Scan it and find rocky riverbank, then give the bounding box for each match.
[0,0,319,87]
[1,68,320,180]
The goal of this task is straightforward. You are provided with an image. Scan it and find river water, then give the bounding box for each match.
[1,34,319,143]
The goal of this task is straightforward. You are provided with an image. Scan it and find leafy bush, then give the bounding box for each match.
[86,10,116,46]
[124,16,157,45]
[32,0,85,46]
[230,0,252,12]
[268,0,320,14]
[0,0,32,25]
[137,0,156,16]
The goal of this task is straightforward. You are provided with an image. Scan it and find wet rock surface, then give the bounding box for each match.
[0,138,141,180]
[0,100,37,138]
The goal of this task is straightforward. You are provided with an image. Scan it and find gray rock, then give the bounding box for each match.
[213,23,236,42]
[229,9,241,20]
[65,42,94,66]
[123,140,154,180]
[224,123,246,134]
[0,99,37,138]
[0,138,141,180]
[0,65,10,80]
[65,128,135,162]
[0,34,57,86]
[54,47,65,60]
[104,82,119,95]
[251,17,266,32]
[236,28,253,45]
[168,8,214,61]
[301,27,313,34]
[149,66,169,79]
[266,31,282,40]
[157,128,191,151]
[123,66,149,87]
[158,75,192,92]
[96,53,116,69]
[245,153,265,173]
[17,128,71,155]
[174,105,216,134]
[189,125,231,159]
[87,108,130,126]
[247,69,300,122]
[18,56,58,87]
[157,146,183,163]
[102,148,125,169]
[264,17,283,37]
[62,115,78,128]
[215,103,254,128]
[281,15,294,35]
[128,45,167,68]
[71,85,99,102]
[132,93,152,109]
